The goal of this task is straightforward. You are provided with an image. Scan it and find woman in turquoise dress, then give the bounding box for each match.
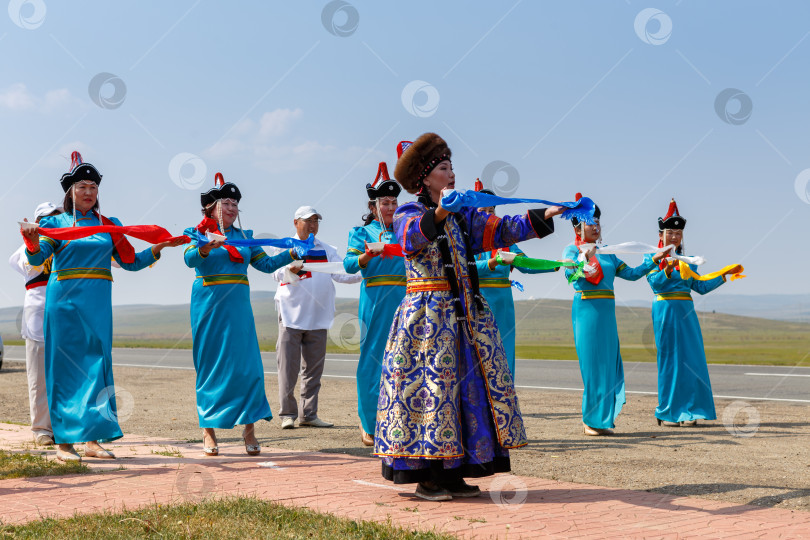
[645,200,740,427]
[183,173,299,456]
[562,196,669,436]
[474,186,557,377]
[376,134,564,501]
[343,163,406,446]
[22,152,182,462]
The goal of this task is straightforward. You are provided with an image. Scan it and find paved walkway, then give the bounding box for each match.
[0,423,808,538]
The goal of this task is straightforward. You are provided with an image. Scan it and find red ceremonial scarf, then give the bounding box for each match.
[575,230,603,285]
[657,239,678,271]
[100,215,135,263]
[195,217,244,263]
[31,213,190,263]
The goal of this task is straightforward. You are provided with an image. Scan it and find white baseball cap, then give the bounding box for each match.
[34,202,59,220]
[294,205,322,220]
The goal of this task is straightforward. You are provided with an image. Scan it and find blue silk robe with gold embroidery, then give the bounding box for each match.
[27,211,159,445]
[184,226,293,428]
[375,202,554,482]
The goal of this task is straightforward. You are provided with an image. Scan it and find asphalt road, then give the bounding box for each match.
[4,345,808,403]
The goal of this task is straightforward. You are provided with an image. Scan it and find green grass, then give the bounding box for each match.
[0,497,453,539]
[3,296,808,366]
[0,449,88,480]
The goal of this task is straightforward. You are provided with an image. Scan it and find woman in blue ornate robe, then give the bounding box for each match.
[343,175,406,445]
[184,176,295,455]
[377,133,562,500]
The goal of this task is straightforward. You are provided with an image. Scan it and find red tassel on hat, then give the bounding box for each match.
[474,178,484,192]
[663,198,680,220]
[70,151,82,170]
[575,192,582,201]
[214,172,225,187]
[371,162,390,188]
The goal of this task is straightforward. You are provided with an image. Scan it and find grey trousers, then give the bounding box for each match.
[276,323,328,421]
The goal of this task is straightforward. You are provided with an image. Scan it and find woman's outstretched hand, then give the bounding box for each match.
[652,246,673,264]
[544,205,565,219]
[198,238,224,257]
[153,237,187,255]
[20,219,40,253]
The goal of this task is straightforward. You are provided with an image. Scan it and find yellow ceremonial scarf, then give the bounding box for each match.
[678,263,745,282]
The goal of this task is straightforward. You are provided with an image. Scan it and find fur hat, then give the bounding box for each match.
[394,133,452,194]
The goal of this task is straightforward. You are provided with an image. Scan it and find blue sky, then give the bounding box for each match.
[1,0,809,308]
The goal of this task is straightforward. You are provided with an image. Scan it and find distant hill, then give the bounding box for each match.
[625,293,810,323]
[1,293,808,365]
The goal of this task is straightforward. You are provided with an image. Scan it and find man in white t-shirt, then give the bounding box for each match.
[9,202,60,446]
[273,206,361,429]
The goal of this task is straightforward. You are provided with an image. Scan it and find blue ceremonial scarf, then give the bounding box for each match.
[441,190,596,224]
[191,230,315,252]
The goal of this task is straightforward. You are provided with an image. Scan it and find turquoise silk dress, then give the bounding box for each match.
[376,199,555,484]
[343,220,406,436]
[27,211,160,445]
[184,226,293,428]
[474,245,556,377]
[644,254,725,423]
[562,244,657,429]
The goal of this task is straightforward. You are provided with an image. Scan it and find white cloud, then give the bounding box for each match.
[258,108,302,138]
[0,83,84,113]
[202,108,384,175]
[0,83,36,110]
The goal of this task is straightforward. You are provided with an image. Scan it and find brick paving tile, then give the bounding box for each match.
[0,423,808,538]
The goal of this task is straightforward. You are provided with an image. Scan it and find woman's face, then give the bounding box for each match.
[73,181,98,213]
[219,199,239,228]
[477,206,496,216]
[660,228,682,248]
[376,197,398,226]
[423,160,455,202]
[580,219,600,243]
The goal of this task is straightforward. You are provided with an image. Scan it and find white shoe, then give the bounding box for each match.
[281,418,296,430]
[35,434,55,446]
[299,417,333,428]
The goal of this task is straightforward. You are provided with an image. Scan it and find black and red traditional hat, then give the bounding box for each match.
[658,199,686,230]
[394,133,452,194]
[474,178,495,197]
[366,162,401,200]
[60,151,102,192]
[200,172,242,208]
[571,193,601,227]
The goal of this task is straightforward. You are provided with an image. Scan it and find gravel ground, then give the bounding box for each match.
[1,361,807,511]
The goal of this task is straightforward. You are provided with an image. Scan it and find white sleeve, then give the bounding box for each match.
[327,244,362,284]
[8,245,31,277]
